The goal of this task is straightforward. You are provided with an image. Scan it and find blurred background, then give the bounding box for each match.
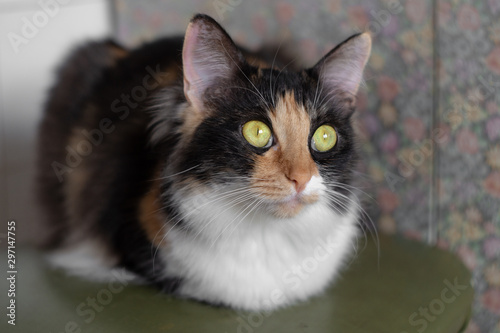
[0,0,499,331]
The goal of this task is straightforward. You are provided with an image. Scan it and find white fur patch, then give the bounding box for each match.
[159,177,359,311]
[46,239,138,283]
[302,175,325,195]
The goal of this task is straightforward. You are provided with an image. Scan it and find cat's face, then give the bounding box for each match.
[178,71,358,218]
[163,15,371,219]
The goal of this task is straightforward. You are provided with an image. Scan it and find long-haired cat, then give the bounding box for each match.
[37,14,371,311]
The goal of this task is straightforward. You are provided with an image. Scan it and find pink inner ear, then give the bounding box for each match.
[322,57,365,96]
[182,23,202,107]
[320,34,371,97]
[181,20,237,112]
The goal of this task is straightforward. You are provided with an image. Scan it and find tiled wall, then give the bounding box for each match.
[113,0,500,331]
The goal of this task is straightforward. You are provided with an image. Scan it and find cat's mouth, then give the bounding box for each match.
[271,192,320,218]
[249,177,323,218]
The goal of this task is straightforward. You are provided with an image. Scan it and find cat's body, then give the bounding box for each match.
[37,14,371,311]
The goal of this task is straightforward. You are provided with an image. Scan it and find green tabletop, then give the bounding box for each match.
[1,234,473,333]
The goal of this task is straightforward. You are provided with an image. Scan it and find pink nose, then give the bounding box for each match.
[287,169,312,194]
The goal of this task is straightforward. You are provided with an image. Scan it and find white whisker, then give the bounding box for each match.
[208,196,263,250]
[190,191,257,242]
[269,38,285,106]
[271,57,297,99]
[151,186,254,266]
[151,164,201,181]
[323,185,380,269]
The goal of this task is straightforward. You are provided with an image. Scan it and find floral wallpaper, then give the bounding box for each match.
[436,1,500,331]
[113,0,500,331]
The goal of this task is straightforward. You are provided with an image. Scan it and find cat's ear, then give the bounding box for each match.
[182,14,244,112]
[312,32,371,101]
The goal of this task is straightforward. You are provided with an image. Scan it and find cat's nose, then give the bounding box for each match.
[287,169,312,194]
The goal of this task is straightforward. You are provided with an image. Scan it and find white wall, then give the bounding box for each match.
[0,0,113,244]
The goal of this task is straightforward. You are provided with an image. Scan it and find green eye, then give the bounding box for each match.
[242,120,273,148]
[312,125,337,152]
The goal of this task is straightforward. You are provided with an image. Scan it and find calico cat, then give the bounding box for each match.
[37,14,371,311]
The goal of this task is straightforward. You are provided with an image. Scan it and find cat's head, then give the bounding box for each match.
[161,14,371,219]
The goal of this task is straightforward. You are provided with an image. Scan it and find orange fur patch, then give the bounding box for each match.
[180,104,205,140]
[244,54,272,69]
[108,44,129,62]
[158,63,183,89]
[139,177,166,247]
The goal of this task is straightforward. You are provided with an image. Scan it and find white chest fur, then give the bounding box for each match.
[161,195,359,311]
